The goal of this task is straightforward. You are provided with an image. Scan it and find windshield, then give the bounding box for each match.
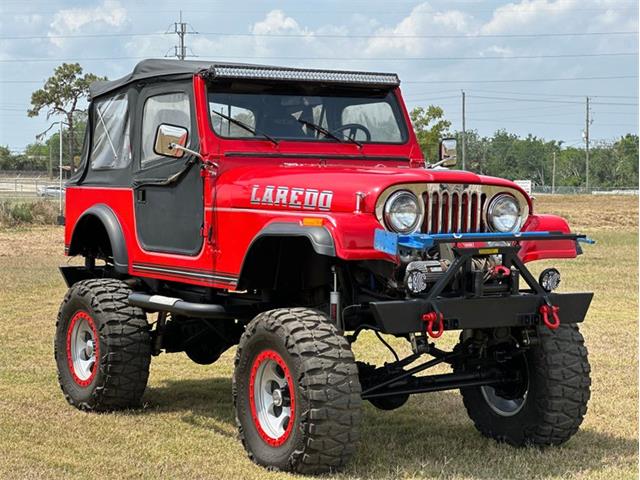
[208,84,408,144]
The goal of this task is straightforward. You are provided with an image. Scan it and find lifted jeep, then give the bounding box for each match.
[56,59,593,474]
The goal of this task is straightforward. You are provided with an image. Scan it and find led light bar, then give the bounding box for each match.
[203,64,400,87]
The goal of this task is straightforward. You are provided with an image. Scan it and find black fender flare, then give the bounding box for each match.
[249,222,336,257]
[68,204,129,273]
[237,222,336,288]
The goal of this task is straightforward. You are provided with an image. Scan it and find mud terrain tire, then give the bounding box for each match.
[55,279,151,411]
[460,324,590,446]
[233,308,362,474]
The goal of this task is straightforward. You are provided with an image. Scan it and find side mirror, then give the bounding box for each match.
[439,138,457,167]
[154,124,189,158]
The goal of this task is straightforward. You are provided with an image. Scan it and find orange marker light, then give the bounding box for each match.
[302,218,324,227]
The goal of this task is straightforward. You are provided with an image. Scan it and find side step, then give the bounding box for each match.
[128,292,228,319]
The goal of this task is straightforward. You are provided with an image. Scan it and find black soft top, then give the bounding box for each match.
[90,59,400,99]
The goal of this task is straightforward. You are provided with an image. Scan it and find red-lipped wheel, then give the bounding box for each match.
[249,350,296,447]
[66,311,99,387]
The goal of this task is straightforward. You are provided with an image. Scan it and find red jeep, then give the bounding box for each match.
[56,59,592,474]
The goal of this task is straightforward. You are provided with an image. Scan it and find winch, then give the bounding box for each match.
[404,260,448,294]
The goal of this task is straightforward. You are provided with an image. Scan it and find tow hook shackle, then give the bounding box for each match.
[422,312,444,338]
[539,304,560,330]
[491,265,511,279]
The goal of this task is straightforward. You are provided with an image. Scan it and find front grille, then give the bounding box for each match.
[422,186,487,233]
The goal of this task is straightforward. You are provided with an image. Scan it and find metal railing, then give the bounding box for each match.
[0,175,64,200]
[532,185,639,195]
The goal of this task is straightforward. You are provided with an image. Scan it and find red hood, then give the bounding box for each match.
[216,161,531,213]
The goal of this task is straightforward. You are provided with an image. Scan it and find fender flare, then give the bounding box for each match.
[68,204,129,273]
[248,222,336,257]
[237,222,336,288]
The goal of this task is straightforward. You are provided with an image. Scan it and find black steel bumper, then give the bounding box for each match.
[369,291,593,335]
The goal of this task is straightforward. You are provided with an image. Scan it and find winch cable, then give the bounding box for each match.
[374,330,400,362]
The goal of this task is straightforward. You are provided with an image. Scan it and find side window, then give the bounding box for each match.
[91,93,131,169]
[210,102,256,137]
[142,92,191,167]
[341,101,402,142]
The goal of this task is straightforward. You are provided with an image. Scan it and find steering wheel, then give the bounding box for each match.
[331,123,371,142]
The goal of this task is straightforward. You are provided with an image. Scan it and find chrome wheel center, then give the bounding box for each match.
[84,339,94,358]
[272,388,283,407]
[69,314,98,382]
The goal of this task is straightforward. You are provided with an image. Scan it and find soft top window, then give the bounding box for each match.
[90,93,131,170]
[208,84,407,144]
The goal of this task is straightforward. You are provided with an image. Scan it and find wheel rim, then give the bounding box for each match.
[66,311,99,387]
[480,356,529,417]
[480,385,528,416]
[249,350,295,447]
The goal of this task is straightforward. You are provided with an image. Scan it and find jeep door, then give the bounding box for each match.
[132,82,204,255]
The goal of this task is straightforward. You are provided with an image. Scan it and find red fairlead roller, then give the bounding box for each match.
[539,304,560,330]
[422,311,444,338]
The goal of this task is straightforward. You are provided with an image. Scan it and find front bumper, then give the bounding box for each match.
[370,291,593,335]
[368,229,594,335]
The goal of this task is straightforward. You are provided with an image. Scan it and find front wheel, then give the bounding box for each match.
[233,308,362,474]
[459,324,591,446]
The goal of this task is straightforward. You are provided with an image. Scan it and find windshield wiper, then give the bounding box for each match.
[297,118,362,148]
[211,109,279,146]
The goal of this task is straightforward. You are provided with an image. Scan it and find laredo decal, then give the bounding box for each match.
[250,185,333,211]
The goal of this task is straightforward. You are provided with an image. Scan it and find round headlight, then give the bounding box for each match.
[487,194,521,232]
[384,191,422,233]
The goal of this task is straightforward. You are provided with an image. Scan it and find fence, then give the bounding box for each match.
[532,185,639,195]
[0,175,63,201]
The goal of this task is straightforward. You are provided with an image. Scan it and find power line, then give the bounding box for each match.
[468,117,636,127]
[1,30,637,40]
[1,52,636,63]
[404,75,638,84]
[466,88,639,99]
[1,4,637,16]
[469,94,638,106]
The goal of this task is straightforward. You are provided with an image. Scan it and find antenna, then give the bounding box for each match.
[165,11,198,60]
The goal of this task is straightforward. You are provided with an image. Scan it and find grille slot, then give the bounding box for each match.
[423,186,487,234]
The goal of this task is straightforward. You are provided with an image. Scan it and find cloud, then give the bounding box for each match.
[49,0,128,47]
[481,0,637,33]
[251,10,308,35]
[364,2,476,57]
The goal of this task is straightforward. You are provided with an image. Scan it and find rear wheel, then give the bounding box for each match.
[459,324,590,446]
[233,308,362,474]
[54,279,151,411]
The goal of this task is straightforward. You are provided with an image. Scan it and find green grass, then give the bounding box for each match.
[0,196,637,479]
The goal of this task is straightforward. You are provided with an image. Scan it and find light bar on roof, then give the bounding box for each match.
[204,65,400,87]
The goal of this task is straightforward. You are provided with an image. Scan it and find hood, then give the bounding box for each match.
[217,162,531,213]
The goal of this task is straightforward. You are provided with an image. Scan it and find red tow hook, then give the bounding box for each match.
[422,312,444,338]
[539,304,560,330]
[491,265,511,278]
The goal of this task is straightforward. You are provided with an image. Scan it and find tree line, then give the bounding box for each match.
[411,107,638,188]
[1,62,638,189]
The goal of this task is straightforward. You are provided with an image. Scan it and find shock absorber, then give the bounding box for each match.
[330,265,343,333]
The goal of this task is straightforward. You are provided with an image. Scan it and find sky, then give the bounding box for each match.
[0,0,638,153]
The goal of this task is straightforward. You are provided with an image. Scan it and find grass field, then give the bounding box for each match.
[0,195,637,480]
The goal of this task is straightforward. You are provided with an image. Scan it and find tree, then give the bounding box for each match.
[410,106,451,163]
[28,63,104,171]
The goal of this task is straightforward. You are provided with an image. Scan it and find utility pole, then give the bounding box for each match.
[461,90,466,170]
[59,121,63,217]
[585,96,591,192]
[167,11,197,60]
[552,151,556,194]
